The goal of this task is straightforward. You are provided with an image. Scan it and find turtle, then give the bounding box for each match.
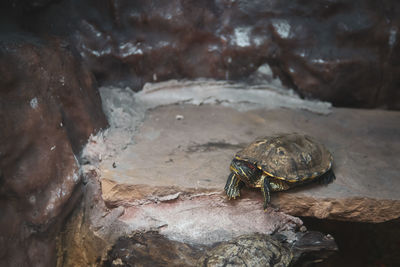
[224,133,335,209]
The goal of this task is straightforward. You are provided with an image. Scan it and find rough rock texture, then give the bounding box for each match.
[56,170,121,267]
[1,0,399,265]
[59,169,337,267]
[119,194,302,245]
[58,81,398,266]
[60,83,342,264]
[103,231,336,267]
[198,233,293,267]
[99,84,400,223]
[5,0,399,109]
[0,35,107,266]
[103,231,205,267]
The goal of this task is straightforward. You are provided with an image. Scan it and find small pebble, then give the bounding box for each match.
[176,114,184,120]
[112,258,124,265]
[299,225,307,232]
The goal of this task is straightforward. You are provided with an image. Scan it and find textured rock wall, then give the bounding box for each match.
[0,35,107,266]
[0,0,399,266]
[7,0,400,109]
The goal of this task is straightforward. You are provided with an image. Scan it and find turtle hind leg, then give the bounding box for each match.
[261,175,271,210]
[224,173,244,199]
[319,169,336,185]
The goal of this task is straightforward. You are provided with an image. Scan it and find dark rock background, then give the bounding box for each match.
[301,217,400,266]
[2,0,400,109]
[0,0,399,266]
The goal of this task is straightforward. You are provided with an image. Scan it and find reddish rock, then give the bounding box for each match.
[59,168,337,267]
[0,35,107,266]
[10,0,399,109]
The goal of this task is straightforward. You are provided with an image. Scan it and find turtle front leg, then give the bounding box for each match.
[261,174,271,210]
[224,173,243,199]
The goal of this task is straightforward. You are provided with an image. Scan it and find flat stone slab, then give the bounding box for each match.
[100,103,400,223]
[119,194,302,245]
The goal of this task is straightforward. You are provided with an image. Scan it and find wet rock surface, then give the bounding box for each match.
[2,0,400,109]
[0,35,107,266]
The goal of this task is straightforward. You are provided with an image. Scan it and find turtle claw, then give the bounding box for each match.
[225,173,242,199]
[227,186,240,199]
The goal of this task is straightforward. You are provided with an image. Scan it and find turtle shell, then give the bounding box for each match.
[235,133,333,182]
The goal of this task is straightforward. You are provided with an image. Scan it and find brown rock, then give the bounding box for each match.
[100,102,400,223]
[103,231,204,267]
[0,35,107,266]
[60,170,337,267]
[57,170,112,267]
[11,0,400,109]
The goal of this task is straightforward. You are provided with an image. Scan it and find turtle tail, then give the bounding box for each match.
[319,169,336,185]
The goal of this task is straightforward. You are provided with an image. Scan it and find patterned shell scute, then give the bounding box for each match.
[235,133,333,182]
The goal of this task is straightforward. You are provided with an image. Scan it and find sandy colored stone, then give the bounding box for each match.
[100,104,400,223]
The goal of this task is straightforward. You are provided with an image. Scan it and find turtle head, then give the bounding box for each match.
[230,158,262,185]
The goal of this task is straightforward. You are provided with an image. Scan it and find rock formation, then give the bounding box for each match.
[57,81,399,266]
[99,81,400,224]
[1,0,400,266]
[3,0,400,109]
[0,35,107,266]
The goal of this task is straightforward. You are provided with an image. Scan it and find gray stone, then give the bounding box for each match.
[99,83,400,223]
